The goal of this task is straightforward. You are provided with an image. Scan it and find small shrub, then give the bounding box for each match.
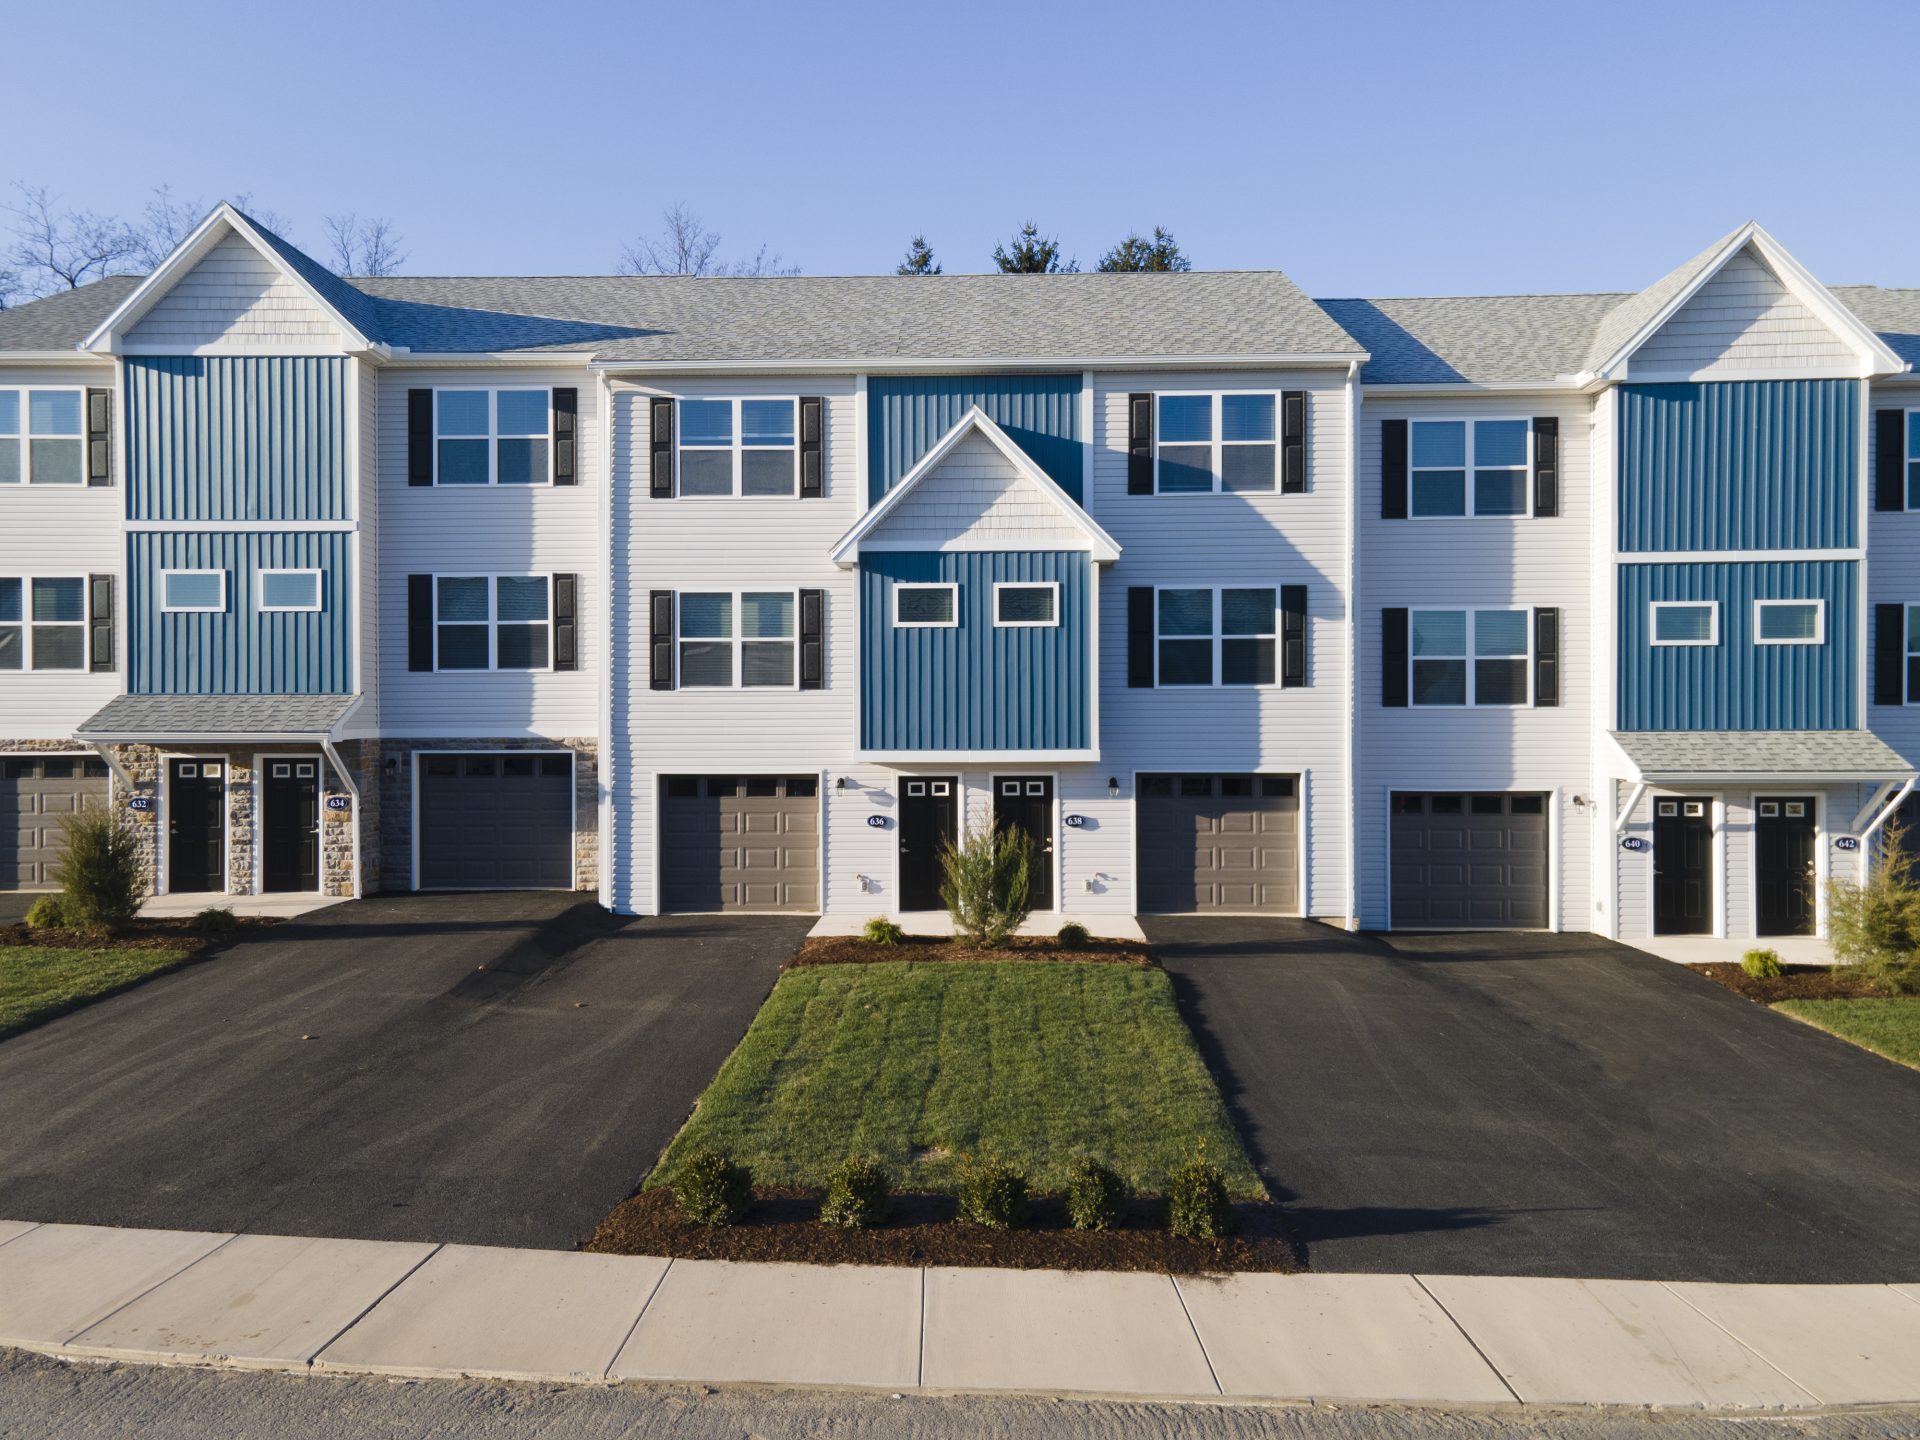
[1056,921,1091,951]
[1825,817,1920,994]
[956,1155,1028,1230]
[54,811,145,933]
[1167,1141,1233,1239]
[1064,1158,1127,1231]
[819,1156,891,1229]
[1741,947,1784,979]
[862,916,906,945]
[191,906,239,935]
[673,1150,752,1226]
[24,894,70,930]
[940,825,1035,949]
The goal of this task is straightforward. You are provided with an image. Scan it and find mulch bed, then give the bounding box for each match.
[0,915,282,955]
[585,1187,1302,1274]
[793,935,1156,968]
[1690,962,1894,1004]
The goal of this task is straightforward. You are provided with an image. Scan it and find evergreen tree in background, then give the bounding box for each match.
[1098,227,1192,272]
[992,221,1076,274]
[896,234,941,275]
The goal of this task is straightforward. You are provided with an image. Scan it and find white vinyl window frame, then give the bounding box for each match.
[1407,416,1533,520]
[673,396,800,500]
[1753,598,1825,646]
[159,568,228,614]
[1905,409,1920,512]
[432,388,553,487]
[0,574,89,673]
[1904,603,1920,704]
[892,582,959,629]
[1152,391,1279,496]
[431,573,555,673]
[1650,599,1720,647]
[992,581,1060,629]
[672,586,801,690]
[1408,607,1534,708]
[1153,584,1280,688]
[256,568,324,613]
[0,385,87,486]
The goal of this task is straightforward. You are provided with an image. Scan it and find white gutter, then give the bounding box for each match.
[1341,359,1359,929]
[588,351,1370,376]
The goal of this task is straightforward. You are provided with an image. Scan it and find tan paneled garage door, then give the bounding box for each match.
[1390,792,1548,929]
[1136,773,1299,914]
[660,775,820,913]
[3,755,110,890]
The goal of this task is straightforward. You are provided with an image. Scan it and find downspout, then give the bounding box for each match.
[1342,360,1360,929]
[319,735,363,899]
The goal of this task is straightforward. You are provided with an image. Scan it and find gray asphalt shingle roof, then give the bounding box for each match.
[75,694,358,738]
[1613,730,1916,779]
[0,275,140,353]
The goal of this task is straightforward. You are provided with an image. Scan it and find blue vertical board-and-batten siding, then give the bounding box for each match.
[129,531,353,695]
[1616,380,1859,552]
[125,356,349,522]
[1616,560,1855,731]
[867,375,1082,505]
[861,551,1090,752]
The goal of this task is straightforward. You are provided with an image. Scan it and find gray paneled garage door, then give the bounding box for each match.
[2,755,110,890]
[418,753,574,890]
[1137,774,1299,914]
[660,776,820,913]
[1391,792,1548,929]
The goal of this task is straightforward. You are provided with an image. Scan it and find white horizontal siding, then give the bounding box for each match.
[1626,248,1856,380]
[871,431,1089,549]
[128,233,346,355]
[1866,385,1920,764]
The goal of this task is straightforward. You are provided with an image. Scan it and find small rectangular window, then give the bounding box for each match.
[258,569,323,612]
[42,757,73,779]
[425,755,459,777]
[541,755,571,778]
[785,776,818,798]
[1179,776,1212,797]
[1155,393,1277,494]
[1260,777,1294,798]
[1139,775,1173,797]
[1471,794,1505,814]
[994,583,1058,628]
[894,583,957,628]
[1510,794,1545,815]
[502,755,536,777]
[1429,794,1464,814]
[1754,599,1824,645]
[1651,601,1718,647]
[161,570,227,613]
[744,777,779,797]
[1392,793,1425,814]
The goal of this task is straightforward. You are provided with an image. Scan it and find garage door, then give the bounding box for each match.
[1391,792,1548,929]
[660,775,819,913]
[1137,774,1299,914]
[418,753,574,890]
[3,755,110,890]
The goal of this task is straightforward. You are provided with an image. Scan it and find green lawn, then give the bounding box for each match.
[0,947,191,1038]
[652,961,1266,1199]
[1774,998,1920,1071]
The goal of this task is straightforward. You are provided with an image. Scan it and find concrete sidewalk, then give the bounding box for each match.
[4,1220,1920,1409]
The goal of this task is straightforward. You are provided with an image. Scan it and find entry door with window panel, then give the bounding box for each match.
[169,760,225,893]
[898,777,958,911]
[1652,798,1712,935]
[1754,797,1816,937]
[262,760,320,893]
[993,777,1054,911]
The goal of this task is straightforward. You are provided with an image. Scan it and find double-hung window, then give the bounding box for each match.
[1754,599,1824,645]
[1409,419,1529,517]
[677,590,797,687]
[0,577,85,670]
[435,576,551,670]
[1156,587,1277,686]
[0,388,84,486]
[435,390,551,485]
[1650,601,1718,647]
[678,399,798,497]
[1907,606,1920,702]
[1410,609,1530,705]
[1156,394,1276,494]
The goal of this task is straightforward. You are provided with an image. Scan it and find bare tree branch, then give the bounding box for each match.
[0,265,20,310]
[619,201,723,276]
[323,212,407,276]
[6,183,141,294]
[133,184,204,269]
[721,243,800,278]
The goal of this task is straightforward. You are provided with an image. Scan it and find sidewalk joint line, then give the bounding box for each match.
[1167,1273,1223,1397]
[59,1231,242,1349]
[603,1256,674,1381]
[915,1266,926,1390]
[305,1241,446,1372]
[1654,1279,1824,1406]
[0,1222,43,1253]
[1410,1274,1523,1405]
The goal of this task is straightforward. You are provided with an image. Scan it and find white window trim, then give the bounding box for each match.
[1904,603,1920,704]
[0,573,89,673]
[1408,416,1533,520]
[1409,607,1534,708]
[892,582,959,629]
[674,396,799,500]
[1753,598,1825,646]
[257,568,324,613]
[1905,409,1919,513]
[432,388,554,488]
[673,586,801,690]
[1153,584,1280,688]
[1153,392,1280,496]
[432,574,555,673]
[0,385,87,487]
[159,568,228,614]
[1650,599,1720,647]
[992,581,1060,628]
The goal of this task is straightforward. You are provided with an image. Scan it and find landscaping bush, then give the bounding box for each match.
[1741,947,1784,979]
[862,916,906,945]
[190,906,239,935]
[1825,819,1920,994]
[956,1155,1028,1229]
[940,825,1034,949]
[23,894,70,930]
[53,811,145,933]
[1056,921,1091,950]
[1167,1141,1233,1239]
[1064,1158,1127,1231]
[819,1156,891,1229]
[673,1150,752,1226]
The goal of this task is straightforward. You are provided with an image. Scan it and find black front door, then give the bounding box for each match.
[898,776,958,911]
[262,758,320,893]
[168,759,225,893]
[1755,796,1816,937]
[1653,797,1712,935]
[993,776,1054,911]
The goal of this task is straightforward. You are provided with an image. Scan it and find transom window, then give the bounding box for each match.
[434,575,552,671]
[435,389,551,486]
[1410,609,1530,705]
[677,590,796,687]
[1409,419,1529,517]
[0,388,84,485]
[0,577,85,670]
[1754,599,1824,645]
[160,570,227,613]
[258,569,323,613]
[677,398,798,498]
[1156,394,1276,494]
[893,583,957,628]
[994,583,1058,628]
[1650,601,1719,647]
[1156,586,1277,686]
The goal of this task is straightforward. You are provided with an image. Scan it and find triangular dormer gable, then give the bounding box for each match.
[830,407,1120,567]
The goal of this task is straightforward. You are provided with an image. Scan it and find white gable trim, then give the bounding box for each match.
[828,406,1121,567]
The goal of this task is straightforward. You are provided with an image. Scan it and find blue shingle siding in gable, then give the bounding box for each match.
[860,551,1090,752]
[1616,560,1856,731]
[867,375,1082,505]
[126,356,349,522]
[129,531,353,695]
[1616,380,1859,552]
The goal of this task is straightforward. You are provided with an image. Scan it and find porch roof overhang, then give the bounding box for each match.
[74,694,361,745]
[1610,729,1918,785]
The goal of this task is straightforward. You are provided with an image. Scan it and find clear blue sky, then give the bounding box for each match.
[4,0,1916,296]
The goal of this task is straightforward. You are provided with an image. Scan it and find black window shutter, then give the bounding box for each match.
[552,574,578,671]
[85,388,113,486]
[408,575,433,671]
[1534,607,1560,707]
[551,388,577,485]
[650,590,675,689]
[1127,586,1155,687]
[1381,419,1408,519]
[1280,584,1308,686]
[88,574,114,672]
[799,397,824,498]
[1382,608,1409,706]
[1127,393,1154,495]
[799,588,824,688]
[649,397,675,499]
[408,390,433,486]
[1532,417,1559,518]
[1876,603,1906,704]
[1877,410,1907,512]
[1281,390,1307,494]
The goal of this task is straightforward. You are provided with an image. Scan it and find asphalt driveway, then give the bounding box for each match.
[0,893,810,1249]
[1146,918,1920,1283]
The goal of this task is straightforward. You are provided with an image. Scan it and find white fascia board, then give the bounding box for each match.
[385,352,597,367]
[861,749,1101,765]
[0,351,116,367]
[590,351,1368,376]
[1363,379,1585,396]
[1636,769,1916,785]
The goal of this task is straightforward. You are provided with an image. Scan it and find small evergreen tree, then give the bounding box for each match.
[1098,226,1192,273]
[939,824,1035,948]
[1826,816,1920,993]
[896,234,941,276]
[992,222,1076,274]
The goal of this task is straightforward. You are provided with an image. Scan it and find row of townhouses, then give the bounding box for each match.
[3,204,1919,942]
